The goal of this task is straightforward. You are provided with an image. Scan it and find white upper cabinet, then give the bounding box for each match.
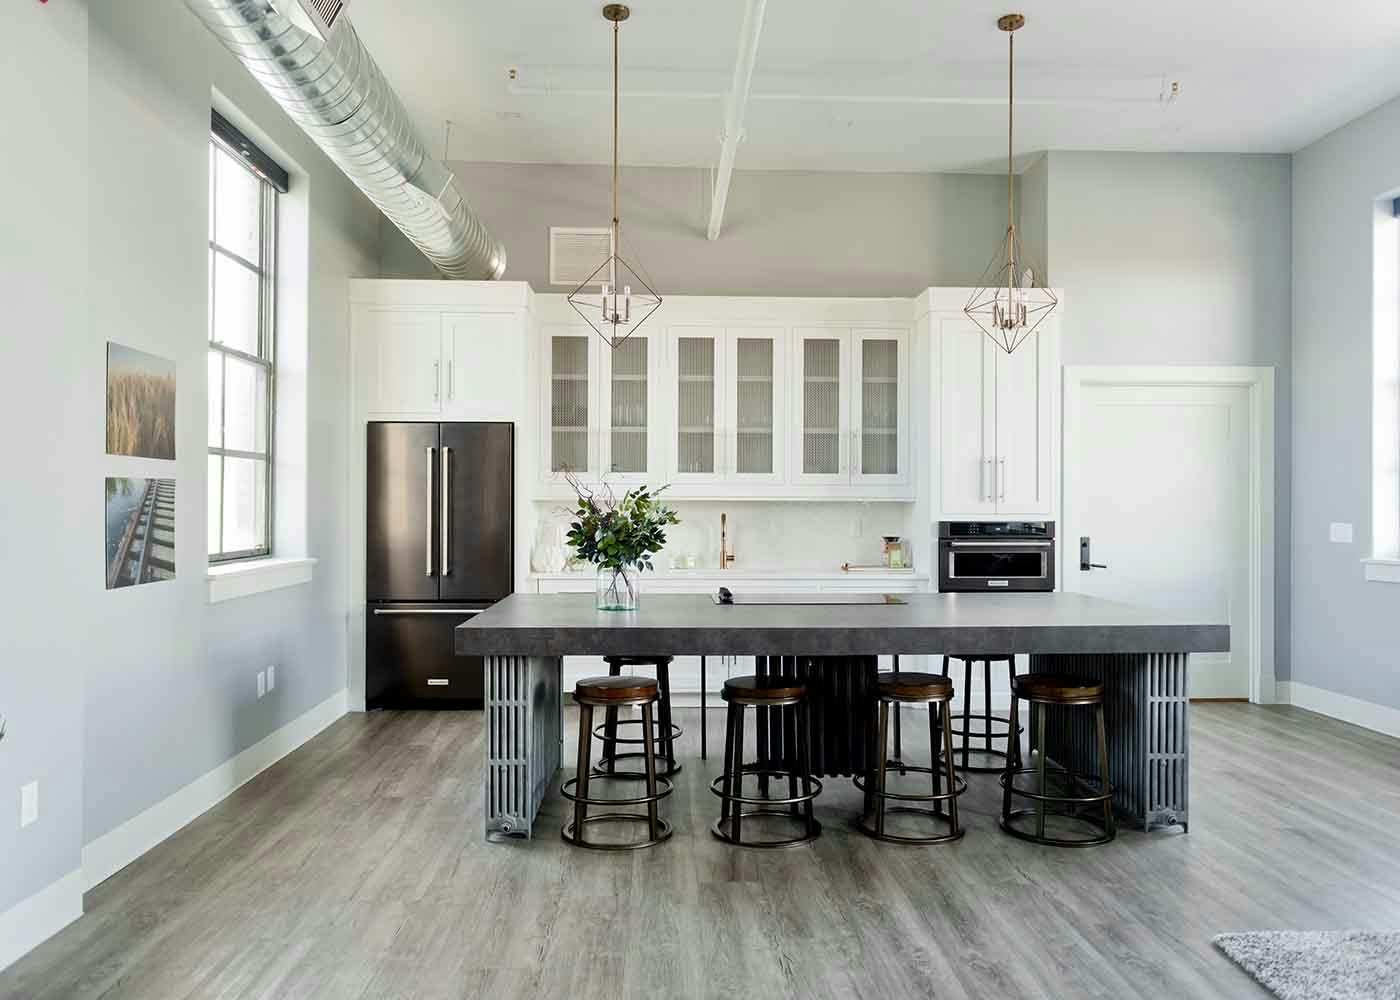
[669,327,723,483]
[993,328,1054,515]
[600,329,662,484]
[360,310,444,415]
[443,312,526,421]
[933,309,1058,518]
[938,318,998,515]
[725,328,786,484]
[792,329,851,485]
[851,329,911,488]
[544,326,598,479]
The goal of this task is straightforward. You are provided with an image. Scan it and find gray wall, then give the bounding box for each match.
[79,0,384,845]
[380,163,1015,297]
[1292,95,1400,710]
[1044,151,1294,681]
[0,0,89,917]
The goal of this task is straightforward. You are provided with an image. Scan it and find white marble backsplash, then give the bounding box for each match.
[532,500,917,573]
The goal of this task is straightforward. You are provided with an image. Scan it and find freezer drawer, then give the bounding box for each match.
[367,605,487,708]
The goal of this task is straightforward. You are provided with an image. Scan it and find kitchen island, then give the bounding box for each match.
[455,592,1228,840]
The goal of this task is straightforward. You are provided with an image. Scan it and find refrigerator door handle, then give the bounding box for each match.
[441,446,452,576]
[425,445,435,577]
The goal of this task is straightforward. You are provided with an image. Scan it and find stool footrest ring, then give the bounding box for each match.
[856,807,966,846]
[560,774,674,808]
[563,813,673,851]
[710,810,822,850]
[854,765,967,804]
[709,769,823,808]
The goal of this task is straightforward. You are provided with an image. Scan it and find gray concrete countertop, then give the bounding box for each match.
[455,592,1229,657]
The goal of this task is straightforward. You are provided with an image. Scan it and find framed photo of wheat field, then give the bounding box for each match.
[106,342,176,460]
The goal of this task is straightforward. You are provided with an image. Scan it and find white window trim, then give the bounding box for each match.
[207,556,316,604]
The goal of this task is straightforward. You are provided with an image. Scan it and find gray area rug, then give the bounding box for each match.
[1214,931,1400,999]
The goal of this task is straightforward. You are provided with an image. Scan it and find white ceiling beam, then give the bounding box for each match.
[707,0,767,242]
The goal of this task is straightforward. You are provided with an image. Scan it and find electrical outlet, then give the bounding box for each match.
[257,670,267,698]
[1329,522,1354,544]
[20,782,38,828]
[267,665,276,692]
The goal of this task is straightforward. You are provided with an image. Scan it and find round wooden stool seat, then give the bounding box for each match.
[721,675,807,706]
[1012,674,1105,705]
[574,675,659,706]
[877,672,953,702]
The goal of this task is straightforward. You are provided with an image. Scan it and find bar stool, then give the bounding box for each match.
[855,672,966,845]
[710,676,821,849]
[1000,674,1116,848]
[562,676,673,851]
[596,655,682,778]
[941,654,1022,774]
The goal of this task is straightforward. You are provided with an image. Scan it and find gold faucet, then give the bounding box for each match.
[720,512,736,569]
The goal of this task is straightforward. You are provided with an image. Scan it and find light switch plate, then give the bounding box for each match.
[20,782,38,828]
[1329,522,1354,544]
[257,670,267,698]
[267,665,276,692]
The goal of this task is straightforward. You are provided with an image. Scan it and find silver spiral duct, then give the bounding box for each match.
[185,0,506,280]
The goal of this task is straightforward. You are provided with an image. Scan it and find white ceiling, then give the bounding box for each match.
[348,0,1400,173]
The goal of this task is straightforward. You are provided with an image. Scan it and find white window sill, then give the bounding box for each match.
[208,556,317,604]
[1362,558,1400,584]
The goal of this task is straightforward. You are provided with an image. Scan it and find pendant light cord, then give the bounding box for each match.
[613,18,620,255]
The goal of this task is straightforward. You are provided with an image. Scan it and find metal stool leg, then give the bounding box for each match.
[641,701,660,841]
[573,704,594,848]
[603,660,621,775]
[799,700,817,837]
[720,702,739,828]
[892,654,902,762]
[982,659,994,753]
[656,662,677,773]
[1002,695,1018,825]
[700,655,707,761]
[732,703,745,846]
[929,698,943,815]
[1008,659,1022,768]
[1096,703,1116,837]
[1034,701,1048,841]
[874,700,891,838]
[943,700,961,835]
[786,703,801,818]
[961,658,974,771]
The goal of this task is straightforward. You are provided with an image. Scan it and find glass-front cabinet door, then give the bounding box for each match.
[545,327,598,480]
[791,329,850,484]
[670,327,723,483]
[851,329,910,487]
[725,328,786,483]
[600,330,658,484]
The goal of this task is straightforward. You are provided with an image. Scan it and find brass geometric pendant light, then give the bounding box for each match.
[567,4,662,349]
[964,13,1057,355]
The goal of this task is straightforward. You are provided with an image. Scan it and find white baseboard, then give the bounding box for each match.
[0,869,82,974]
[81,688,348,892]
[1279,681,1400,739]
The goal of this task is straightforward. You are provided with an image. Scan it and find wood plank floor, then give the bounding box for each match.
[4,703,1399,999]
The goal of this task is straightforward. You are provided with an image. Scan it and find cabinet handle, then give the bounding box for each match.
[447,359,453,401]
[441,446,451,576]
[999,457,1007,502]
[433,360,440,403]
[425,446,435,577]
[981,458,992,503]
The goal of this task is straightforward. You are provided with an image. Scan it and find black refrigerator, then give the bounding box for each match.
[366,421,513,709]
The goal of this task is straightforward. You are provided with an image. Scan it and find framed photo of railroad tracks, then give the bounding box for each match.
[105,477,176,589]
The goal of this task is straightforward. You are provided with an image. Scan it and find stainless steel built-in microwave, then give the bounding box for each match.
[937,521,1055,593]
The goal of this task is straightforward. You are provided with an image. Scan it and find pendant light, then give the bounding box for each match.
[964,13,1057,355]
[568,4,662,349]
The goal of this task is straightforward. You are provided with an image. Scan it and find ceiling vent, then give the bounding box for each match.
[549,227,614,288]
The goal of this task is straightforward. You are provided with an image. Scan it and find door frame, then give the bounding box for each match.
[1062,365,1276,705]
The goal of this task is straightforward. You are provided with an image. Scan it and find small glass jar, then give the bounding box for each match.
[595,565,640,612]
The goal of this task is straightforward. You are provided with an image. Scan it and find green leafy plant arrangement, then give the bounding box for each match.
[564,472,679,609]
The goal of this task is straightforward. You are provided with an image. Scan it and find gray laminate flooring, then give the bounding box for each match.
[4,703,1399,999]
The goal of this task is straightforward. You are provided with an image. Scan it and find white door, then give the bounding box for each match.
[791,329,850,485]
[994,328,1053,515]
[1064,382,1253,699]
[362,310,442,414]
[725,328,786,485]
[851,329,910,488]
[670,327,724,484]
[938,319,996,514]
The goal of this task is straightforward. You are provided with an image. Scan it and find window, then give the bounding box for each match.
[1368,194,1400,581]
[207,113,285,562]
